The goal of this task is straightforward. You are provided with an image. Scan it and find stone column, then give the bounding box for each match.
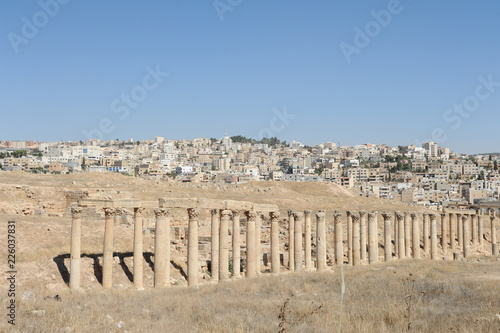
[382,212,392,262]
[219,210,232,281]
[359,211,367,262]
[133,207,145,290]
[457,213,463,249]
[404,212,411,258]
[491,214,498,256]
[333,211,343,266]
[430,213,437,260]
[316,210,326,271]
[449,213,456,252]
[245,211,256,278]
[270,211,280,274]
[423,213,430,254]
[396,212,404,259]
[367,211,378,264]
[411,212,420,259]
[210,209,220,281]
[287,210,295,272]
[478,215,484,251]
[70,207,82,290]
[153,208,169,288]
[293,211,304,272]
[232,210,241,278]
[440,213,447,256]
[471,214,478,246]
[393,211,398,258]
[346,211,353,265]
[102,208,116,289]
[255,212,263,275]
[304,210,313,270]
[187,208,199,287]
[462,214,470,259]
[351,213,361,266]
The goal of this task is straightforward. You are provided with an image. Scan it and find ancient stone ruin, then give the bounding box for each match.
[68,198,500,290]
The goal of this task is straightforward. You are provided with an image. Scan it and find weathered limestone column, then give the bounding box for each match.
[430,213,437,260]
[232,210,241,278]
[255,212,263,275]
[70,207,82,290]
[404,212,411,258]
[440,213,447,256]
[393,211,398,258]
[462,214,470,259]
[457,213,463,249]
[396,212,404,259]
[245,211,256,278]
[382,212,392,262]
[304,210,313,270]
[359,211,367,262]
[423,213,430,254]
[478,215,484,251]
[153,208,169,288]
[270,211,281,274]
[187,208,199,287]
[367,211,378,264]
[133,207,145,290]
[471,214,478,246]
[491,214,498,256]
[287,210,295,271]
[316,210,326,271]
[293,211,304,272]
[210,209,220,281]
[411,212,420,259]
[346,211,353,265]
[219,210,232,281]
[333,211,343,266]
[102,208,116,289]
[449,213,456,252]
[351,213,361,266]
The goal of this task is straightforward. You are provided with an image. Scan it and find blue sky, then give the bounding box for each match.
[1,0,500,154]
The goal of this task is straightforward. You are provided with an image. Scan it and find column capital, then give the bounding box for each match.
[440,212,446,218]
[154,208,170,218]
[71,207,82,219]
[316,210,326,220]
[490,215,496,221]
[269,211,280,221]
[461,214,469,222]
[351,213,360,222]
[104,207,116,218]
[428,213,437,220]
[404,211,410,217]
[381,212,392,220]
[231,209,240,216]
[367,211,377,220]
[395,211,404,221]
[346,210,352,217]
[210,209,220,217]
[333,212,342,221]
[245,211,257,221]
[292,211,304,219]
[221,209,233,219]
[134,207,145,216]
[410,212,418,219]
[304,209,312,217]
[287,209,293,217]
[187,208,200,220]
[359,210,367,217]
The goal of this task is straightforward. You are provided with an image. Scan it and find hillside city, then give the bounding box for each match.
[1,133,499,210]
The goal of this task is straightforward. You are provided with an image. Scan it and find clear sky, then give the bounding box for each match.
[1,0,500,154]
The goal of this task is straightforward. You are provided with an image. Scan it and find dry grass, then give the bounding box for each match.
[3,259,500,333]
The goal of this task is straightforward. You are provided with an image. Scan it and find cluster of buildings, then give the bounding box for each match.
[1,135,499,208]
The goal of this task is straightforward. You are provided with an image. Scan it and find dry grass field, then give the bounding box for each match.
[0,172,499,332]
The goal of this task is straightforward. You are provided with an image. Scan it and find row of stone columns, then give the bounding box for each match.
[68,206,499,291]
